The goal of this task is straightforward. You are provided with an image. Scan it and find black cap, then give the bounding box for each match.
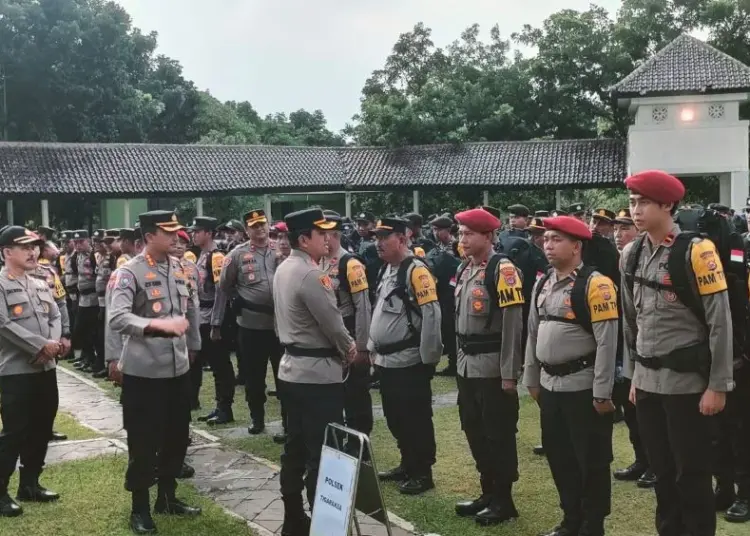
[72,229,89,240]
[591,208,616,223]
[119,228,136,241]
[133,226,143,241]
[37,226,56,239]
[566,203,586,215]
[0,226,44,247]
[534,210,550,218]
[105,229,120,239]
[284,208,337,233]
[354,211,375,224]
[507,204,530,217]
[403,212,423,228]
[550,209,568,217]
[615,208,633,224]
[708,202,731,214]
[429,215,453,229]
[374,217,409,237]
[92,229,106,241]
[322,209,341,218]
[244,209,268,227]
[189,216,219,231]
[324,214,343,231]
[60,230,72,240]
[138,210,184,232]
[528,217,545,233]
[481,206,501,219]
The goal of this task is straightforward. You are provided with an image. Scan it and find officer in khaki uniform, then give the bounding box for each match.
[0,227,62,518]
[187,216,232,423]
[109,210,202,534]
[117,228,137,269]
[369,217,443,495]
[73,230,101,373]
[220,208,282,435]
[452,208,524,526]
[93,229,117,378]
[34,254,71,352]
[319,213,373,439]
[273,208,355,536]
[621,171,733,536]
[62,230,79,354]
[525,216,618,536]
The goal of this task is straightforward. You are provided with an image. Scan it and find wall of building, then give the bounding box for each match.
[101,198,148,229]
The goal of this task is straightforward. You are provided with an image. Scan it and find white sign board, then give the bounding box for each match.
[310,446,359,536]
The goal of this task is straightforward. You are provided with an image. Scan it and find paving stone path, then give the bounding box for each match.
[55,366,418,536]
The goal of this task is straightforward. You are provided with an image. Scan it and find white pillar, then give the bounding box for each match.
[41,199,49,227]
[730,171,749,211]
[264,194,272,218]
[344,192,352,218]
[5,199,13,225]
[482,190,489,206]
[123,199,131,227]
[412,190,419,213]
[195,197,204,217]
[555,190,563,209]
[719,173,732,208]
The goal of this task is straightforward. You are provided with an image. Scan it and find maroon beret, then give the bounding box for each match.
[456,208,501,233]
[273,221,289,233]
[543,216,593,241]
[625,170,685,204]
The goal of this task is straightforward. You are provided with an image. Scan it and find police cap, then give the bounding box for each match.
[138,210,184,233]
[119,228,136,242]
[284,208,337,233]
[429,215,454,229]
[92,229,106,241]
[244,209,268,227]
[0,226,44,247]
[189,216,219,231]
[373,217,409,237]
[565,203,586,215]
[591,208,616,223]
[480,206,502,219]
[37,226,56,240]
[403,212,424,228]
[528,217,546,234]
[72,229,89,240]
[354,211,375,224]
[507,204,530,217]
[534,210,550,218]
[614,209,633,225]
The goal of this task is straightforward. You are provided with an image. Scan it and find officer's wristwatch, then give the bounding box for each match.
[593,398,608,404]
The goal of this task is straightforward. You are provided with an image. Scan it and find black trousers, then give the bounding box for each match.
[457,375,519,490]
[540,388,612,535]
[122,373,191,492]
[344,360,373,436]
[377,363,436,478]
[0,370,58,491]
[66,296,78,346]
[278,380,344,506]
[440,302,457,370]
[190,324,235,410]
[612,378,647,465]
[74,305,100,365]
[713,366,750,499]
[95,307,106,371]
[636,390,715,536]
[237,327,281,420]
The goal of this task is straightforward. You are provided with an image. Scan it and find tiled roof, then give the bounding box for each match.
[0,139,627,196]
[610,34,750,97]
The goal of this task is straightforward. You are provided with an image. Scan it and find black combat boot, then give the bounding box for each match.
[377,464,407,483]
[455,474,492,517]
[475,481,519,526]
[177,463,195,479]
[636,468,656,488]
[398,473,435,495]
[154,479,201,516]
[207,406,234,426]
[197,408,219,422]
[248,410,265,435]
[16,469,59,503]
[613,461,648,482]
[0,480,22,518]
[281,495,310,536]
[129,490,156,534]
[725,496,750,523]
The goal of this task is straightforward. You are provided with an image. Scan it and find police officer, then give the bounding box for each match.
[528,217,546,249]
[428,214,461,377]
[352,211,376,254]
[590,209,616,239]
[452,208,524,526]
[404,213,435,255]
[611,209,655,488]
[188,216,233,424]
[92,229,117,379]
[117,228,138,268]
[109,210,202,534]
[319,213,373,440]
[219,209,281,435]
[525,216,619,536]
[0,226,62,518]
[499,204,530,241]
[73,230,101,374]
[370,217,443,495]
[621,170,733,536]
[273,208,356,535]
[566,203,587,223]
[62,230,79,358]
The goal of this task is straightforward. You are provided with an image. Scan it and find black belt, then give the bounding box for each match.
[284,345,338,358]
[199,299,215,308]
[457,332,503,355]
[235,296,274,315]
[79,288,96,296]
[539,352,596,377]
[634,342,710,377]
[375,334,420,356]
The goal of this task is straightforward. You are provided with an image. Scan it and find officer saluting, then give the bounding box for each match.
[273,208,356,536]
[525,216,619,536]
[452,208,524,526]
[621,171,733,536]
[0,227,62,518]
[109,210,202,534]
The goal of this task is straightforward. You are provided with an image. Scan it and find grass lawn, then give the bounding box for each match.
[0,411,98,442]
[228,397,745,536]
[0,455,255,536]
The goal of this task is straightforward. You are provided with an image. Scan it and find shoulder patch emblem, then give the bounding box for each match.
[496,262,524,308]
[319,274,333,291]
[117,272,133,289]
[691,239,728,296]
[410,265,438,306]
[346,259,368,294]
[588,275,618,322]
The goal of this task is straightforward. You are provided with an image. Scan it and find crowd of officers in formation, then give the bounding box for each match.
[0,168,748,536]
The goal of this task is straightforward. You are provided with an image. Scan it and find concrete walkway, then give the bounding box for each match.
[55,366,417,536]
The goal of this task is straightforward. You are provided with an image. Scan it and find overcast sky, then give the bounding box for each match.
[115,0,623,132]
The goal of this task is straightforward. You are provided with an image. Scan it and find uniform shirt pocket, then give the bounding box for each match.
[6,292,33,320]
[36,291,55,316]
[144,287,168,318]
[176,284,190,314]
[241,263,261,284]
